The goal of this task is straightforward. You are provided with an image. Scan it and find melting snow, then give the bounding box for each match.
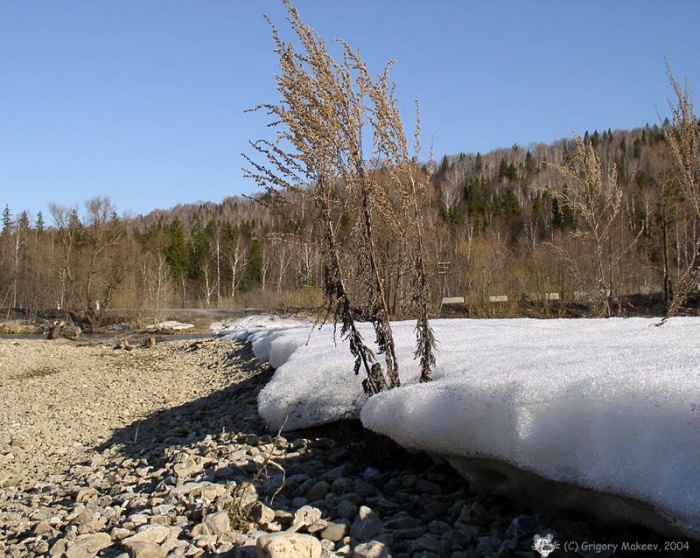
[154,320,194,330]
[242,317,700,536]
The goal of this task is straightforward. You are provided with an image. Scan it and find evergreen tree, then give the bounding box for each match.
[244,236,263,290]
[439,154,450,176]
[2,205,12,235]
[552,197,563,229]
[498,158,509,182]
[35,212,45,234]
[525,150,536,173]
[560,186,575,227]
[633,138,642,159]
[17,211,30,232]
[473,152,483,176]
[501,190,521,220]
[164,219,189,285]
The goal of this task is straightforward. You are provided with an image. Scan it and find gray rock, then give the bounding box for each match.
[335,499,358,520]
[427,519,451,535]
[203,511,232,536]
[415,479,442,495]
[350,506,383,541]
[407,534,441,554]
[304,480,330,502]
[476,534,501,554]
[352,540,392,558]
[458,502,490,526]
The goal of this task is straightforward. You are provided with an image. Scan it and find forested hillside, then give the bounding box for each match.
[1,122,697,324]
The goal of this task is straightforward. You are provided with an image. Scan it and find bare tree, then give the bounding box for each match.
[244,0,435,392]
[226,234,248,304]
[547,135,626,316]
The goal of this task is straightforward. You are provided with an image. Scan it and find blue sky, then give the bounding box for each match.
[1,1,699,221]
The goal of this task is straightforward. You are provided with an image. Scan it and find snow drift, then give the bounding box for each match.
[230,317,700,536]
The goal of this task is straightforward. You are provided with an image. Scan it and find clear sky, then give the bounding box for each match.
[1,1,699,221]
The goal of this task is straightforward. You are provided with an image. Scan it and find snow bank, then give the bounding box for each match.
[213,313,311,340]
[252,317,700,536]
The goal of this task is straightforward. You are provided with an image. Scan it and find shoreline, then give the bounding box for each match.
[0,338,686,557]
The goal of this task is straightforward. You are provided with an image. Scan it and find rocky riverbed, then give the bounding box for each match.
[0,337,687,557]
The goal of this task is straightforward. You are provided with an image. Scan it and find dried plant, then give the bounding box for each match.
[659,64,700,323]
[243,0,435,391]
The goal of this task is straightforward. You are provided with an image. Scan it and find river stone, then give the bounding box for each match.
[122,524,170,544]
[303,480,330,501]
[64,532,112,558]
[122,541,167,558]
[336,500,358,520]
[204,511,232,535]
[350,506,383,541]
[320,522,348,542]
[352,540,392,558]
[292,505,322,529]
[256,532,323,558]
[250,501,276,525]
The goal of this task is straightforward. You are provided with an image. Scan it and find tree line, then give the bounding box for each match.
[1,117,696,323]
[3,59,700,330]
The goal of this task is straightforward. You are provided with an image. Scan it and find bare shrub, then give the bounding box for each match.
[244,1,435,392]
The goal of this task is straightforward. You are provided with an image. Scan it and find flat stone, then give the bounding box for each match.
[64,532,112,558]
[122,541,167,558]
[122,524,170,545]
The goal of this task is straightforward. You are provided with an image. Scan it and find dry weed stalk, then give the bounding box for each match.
[243,0,435,391]
[659,64,700,323]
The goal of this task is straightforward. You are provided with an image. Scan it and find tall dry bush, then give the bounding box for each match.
[244,1,435,393]
[660,65,700,321]
[547,136,632,316]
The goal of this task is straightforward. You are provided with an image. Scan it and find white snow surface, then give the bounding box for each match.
[249,317,700,535]
[154,320,194,330]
